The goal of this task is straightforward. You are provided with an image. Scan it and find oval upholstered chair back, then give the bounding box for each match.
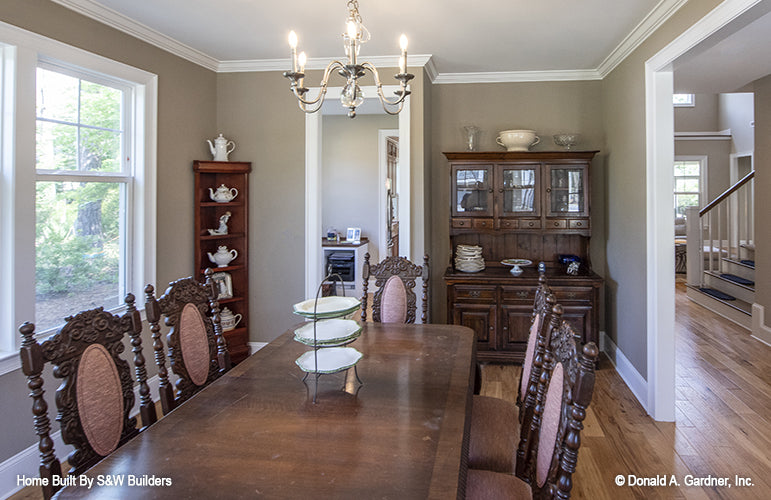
[145,269,231,415]
[525,304,599,499]
[360,253,430,324]
[19,294,155,500]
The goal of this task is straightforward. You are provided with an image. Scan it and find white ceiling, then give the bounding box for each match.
[51,0,771,92]
[54,0,673,79]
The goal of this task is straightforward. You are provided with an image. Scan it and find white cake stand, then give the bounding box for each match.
[501,258,533,275]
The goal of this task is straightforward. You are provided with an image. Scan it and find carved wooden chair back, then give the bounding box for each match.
[516,272,554,410]
[145,269,230,415]
[19,294,155,500]
[361,253,430,324]
[522,303,599,498]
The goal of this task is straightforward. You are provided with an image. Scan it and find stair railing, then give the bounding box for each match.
[686,171,754,286]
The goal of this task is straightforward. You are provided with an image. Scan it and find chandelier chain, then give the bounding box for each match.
[347,0,363,24]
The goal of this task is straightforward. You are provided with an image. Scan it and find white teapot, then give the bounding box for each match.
[209,184,238,203]
[208,245,238,267]
[220,307,243,331]
[207,134,235,161]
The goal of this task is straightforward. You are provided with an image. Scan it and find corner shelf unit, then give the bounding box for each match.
[193,160,251,365]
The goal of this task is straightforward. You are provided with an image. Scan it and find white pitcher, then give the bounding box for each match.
[207,134,236,161]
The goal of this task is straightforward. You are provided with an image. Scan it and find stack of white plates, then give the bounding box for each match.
[455,245,485,273]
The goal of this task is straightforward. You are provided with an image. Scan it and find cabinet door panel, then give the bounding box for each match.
[499,304,533,351]
[452,165,494,217]
[453,304,496,351]
[497,164,540,217]
[545,164,589,217]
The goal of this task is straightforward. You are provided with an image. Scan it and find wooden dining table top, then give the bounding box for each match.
[55,322,476,499]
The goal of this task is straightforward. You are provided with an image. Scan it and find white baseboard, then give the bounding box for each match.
[0,374,161,499]
[600,331,649,414]
[751,303,771,346]
[248,342,268,353]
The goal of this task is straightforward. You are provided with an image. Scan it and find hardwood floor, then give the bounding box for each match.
[11,285,770,499]
[479,282,771,499]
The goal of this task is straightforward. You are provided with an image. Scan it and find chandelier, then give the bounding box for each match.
[283,0,414,118]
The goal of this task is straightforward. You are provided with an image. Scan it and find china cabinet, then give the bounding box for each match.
[193,160,251,365]
[443,151,602,363]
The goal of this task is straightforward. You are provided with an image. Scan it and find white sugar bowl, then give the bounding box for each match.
[496,130,540,151]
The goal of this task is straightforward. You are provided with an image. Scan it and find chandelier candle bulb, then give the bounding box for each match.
[298,51,306,88]
[288,31,298,72]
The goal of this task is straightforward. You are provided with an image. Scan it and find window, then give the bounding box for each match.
[0,23,156,374]
[674,159,703,217]
[673,93,695,107]
[35,64,132,332]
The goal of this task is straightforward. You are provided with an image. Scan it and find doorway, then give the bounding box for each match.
[304,86,411,299]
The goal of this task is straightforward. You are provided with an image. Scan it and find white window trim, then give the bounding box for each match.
[674,156,708,211]
[0,21,157,375]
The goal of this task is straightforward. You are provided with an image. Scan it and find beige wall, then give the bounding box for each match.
[601,0,723,378]
[215,66,427,340]
[718,92,755,153]
[322,114,398,263]
[753,74,771,314]
[674,93,719,131]
[0,0,217,463]
[429,80,606,322]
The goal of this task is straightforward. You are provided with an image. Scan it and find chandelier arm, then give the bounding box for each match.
[360,62,410,107]
[290,60,348,107]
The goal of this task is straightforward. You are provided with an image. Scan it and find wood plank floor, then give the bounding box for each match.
[11,285,771,499]
[479,283,771,499]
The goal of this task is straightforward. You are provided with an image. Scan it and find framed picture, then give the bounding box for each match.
[211,271,233,300]
[347,227,361,243]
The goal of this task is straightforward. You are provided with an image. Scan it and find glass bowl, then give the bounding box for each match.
[553,133,580,150]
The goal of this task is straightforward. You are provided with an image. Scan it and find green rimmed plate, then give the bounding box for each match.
[295,347,363,374]
[293,319,362,347]
[292,296,361,319]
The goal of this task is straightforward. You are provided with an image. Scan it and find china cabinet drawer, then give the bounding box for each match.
[454,285,496,302]
[553,287,593,303]
[498,219,517,230]
[501,286,535,302]
[569,219,589,230]
[452,218,472,229]
[520,219,541,229]
[547,219,568,229]
[472,218,495,230]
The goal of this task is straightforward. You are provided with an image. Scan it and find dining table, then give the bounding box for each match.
[54,322,476,499]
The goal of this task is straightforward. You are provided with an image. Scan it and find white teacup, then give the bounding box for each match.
[496,130,540,151]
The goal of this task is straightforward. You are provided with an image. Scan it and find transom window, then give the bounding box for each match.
[673,93,695,107]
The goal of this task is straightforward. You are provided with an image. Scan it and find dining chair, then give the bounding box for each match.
[19,294,154,500]
[145,269,230,415]
[361,253,430,323]
[467,310,599,500]
[468,273,554,475]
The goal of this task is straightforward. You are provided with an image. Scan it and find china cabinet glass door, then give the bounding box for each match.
[545,165,588,217]
[498,164,539,217]
[452,165,493,216]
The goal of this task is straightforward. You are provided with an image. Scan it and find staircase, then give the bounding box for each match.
[685,171,755,329]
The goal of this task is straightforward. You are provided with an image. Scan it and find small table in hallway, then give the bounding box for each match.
[55,323,476,499]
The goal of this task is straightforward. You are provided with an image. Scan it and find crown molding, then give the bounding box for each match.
[597,0,688,78]
[53,0,687,83]
[433,69,602,84]
[217,54,433,73]
[51,0,219,71]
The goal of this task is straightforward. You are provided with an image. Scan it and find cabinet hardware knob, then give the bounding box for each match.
[469,290,481,297]
[546,187,552,193]
[554,222,560,226]
[489,326,494,331]
[517,291,527,298]
[576,222,582,227]
[498,188,504,193]
[488,188,494,193]
[459,221,464,225]
[528,222,534,227]
[503,326,508,331]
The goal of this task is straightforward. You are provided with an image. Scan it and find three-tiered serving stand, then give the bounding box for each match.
[291,274,363,403]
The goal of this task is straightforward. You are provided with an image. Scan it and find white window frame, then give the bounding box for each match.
[673,156,707,217]
[0,21,157,375]
[673,93,695,107]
